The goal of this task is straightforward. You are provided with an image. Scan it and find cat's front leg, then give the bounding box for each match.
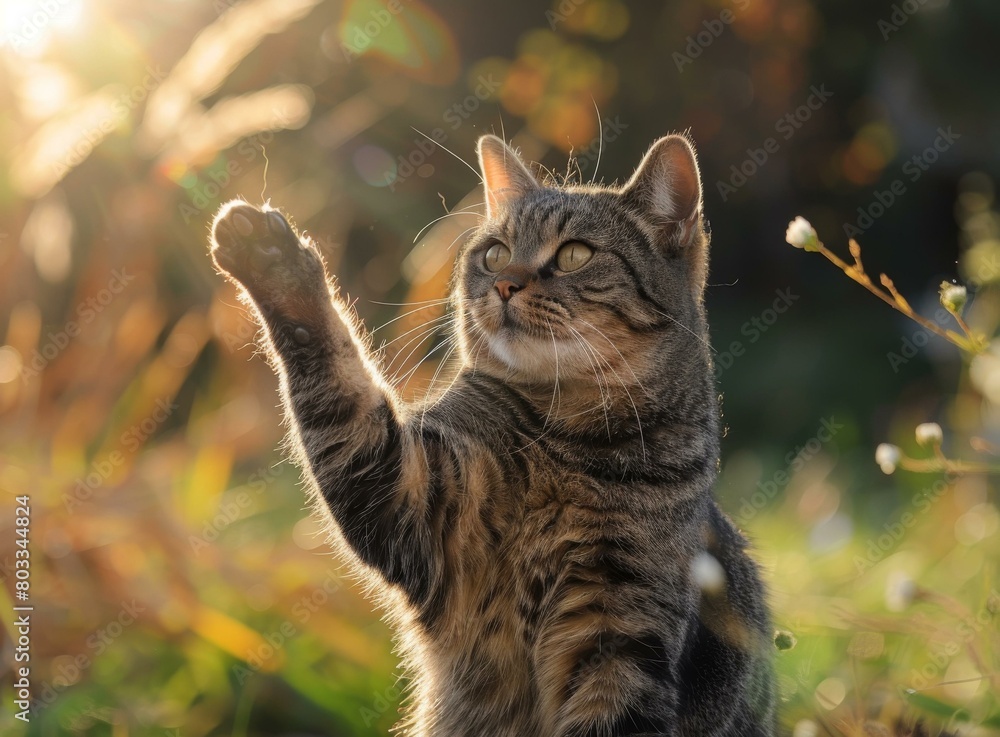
[539,600,692,737]
[210,201,443,606]
[557,638,682,737]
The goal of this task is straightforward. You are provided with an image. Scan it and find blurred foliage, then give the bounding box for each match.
[0,0,998,734]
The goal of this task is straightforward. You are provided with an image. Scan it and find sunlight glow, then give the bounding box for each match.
[0,346,23,384]
[0,0,87,56]
[20,193,73,282]
[15,61,79,120]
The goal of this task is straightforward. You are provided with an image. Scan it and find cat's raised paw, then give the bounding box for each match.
[210,201,323,295]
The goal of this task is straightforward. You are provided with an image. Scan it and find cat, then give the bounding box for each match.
[209,133,776,736]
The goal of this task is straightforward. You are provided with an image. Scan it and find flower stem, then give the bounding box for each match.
[814,242,984,355]
[898,456,1000,474]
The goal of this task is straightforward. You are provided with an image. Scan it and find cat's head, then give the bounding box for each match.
[452,133,712,389]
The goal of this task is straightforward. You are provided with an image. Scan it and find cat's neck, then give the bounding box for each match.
[458,326,719,461]
[516,376,652,431]
[510,370,717,448]
[499,374,719,491]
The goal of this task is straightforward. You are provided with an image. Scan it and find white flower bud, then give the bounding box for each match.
[785,216,819,251]
[914,422,943,447]
[691,551,726,594]
[939,282,967,315]
[885,572,916,611]
[793,720,819,737]
[875,443,901,475]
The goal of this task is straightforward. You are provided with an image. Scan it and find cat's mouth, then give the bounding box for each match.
[473,297,549,338]
[472,301,601,379]
[498,303,528,330]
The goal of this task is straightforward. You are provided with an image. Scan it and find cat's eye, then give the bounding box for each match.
[556,242,593,272]
[484,243,511,272]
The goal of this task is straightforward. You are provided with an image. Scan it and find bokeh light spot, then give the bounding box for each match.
[808,512,852,553]
[943,660,985,700]
[955,503,999,546]
[292,515,326,550]
[339,0,459,85]
[814,677,846,709]
[353,144,396,187]
[21,193,73,283]
[792,721,819,737]
[246,583,276,612]
[0,345,23,383]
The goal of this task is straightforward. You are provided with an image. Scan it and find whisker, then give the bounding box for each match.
[399,337,454,395]
[545,320,561,429]
[370,296,458,308]
[469,328,490,376]
[576,318,650,398]
[536,160,559,187]
[568,326,612,441]
[411,127,484,184]
[590,96,603,185]
[412,205,484,244]
[372,301,452,334]
[425,329,462,393]
[570,325,646,461]
[419,337,463,433]
[447,224,480,251]
[650,308,717,354]
[379,316,456,359]
[511,323,562,454]
[387,324,447,384]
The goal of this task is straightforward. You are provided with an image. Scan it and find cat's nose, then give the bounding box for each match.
[493,277,524,302]
[495,277,523,302]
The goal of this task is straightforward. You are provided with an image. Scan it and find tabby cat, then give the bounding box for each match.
[209,133,776,736]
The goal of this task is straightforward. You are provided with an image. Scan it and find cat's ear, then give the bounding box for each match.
[621,134,704,248]
[477,135,538,217]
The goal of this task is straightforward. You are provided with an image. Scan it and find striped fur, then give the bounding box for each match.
[209,134,776,736]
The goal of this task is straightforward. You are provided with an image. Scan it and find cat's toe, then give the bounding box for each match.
[211,201,300,282]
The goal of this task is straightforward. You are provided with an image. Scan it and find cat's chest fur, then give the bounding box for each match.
[437,448,676,623]
[415,451,698,735]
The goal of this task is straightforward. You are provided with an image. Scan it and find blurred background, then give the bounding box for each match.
[0,0,999,734]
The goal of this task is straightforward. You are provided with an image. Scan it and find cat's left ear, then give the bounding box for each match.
[621,134,704,249]
[477,135,538,217]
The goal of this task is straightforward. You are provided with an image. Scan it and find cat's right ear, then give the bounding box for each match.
[621,134,704,249]
[477,135,537,217]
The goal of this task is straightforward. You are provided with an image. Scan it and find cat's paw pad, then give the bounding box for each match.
[210,201,323,291]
